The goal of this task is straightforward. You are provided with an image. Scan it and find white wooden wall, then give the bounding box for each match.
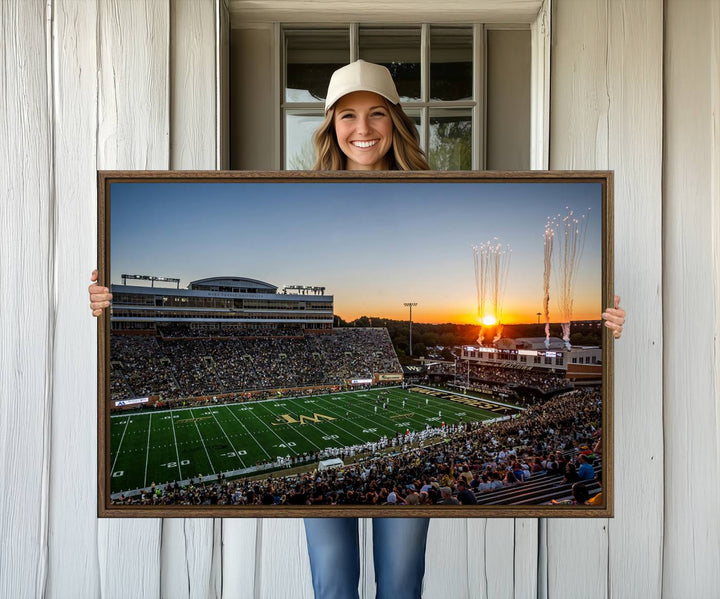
[1,0,718,597]
[663,1,720,595]
[549,1,664,596]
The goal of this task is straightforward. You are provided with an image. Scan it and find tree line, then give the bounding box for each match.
[335,315,603,362]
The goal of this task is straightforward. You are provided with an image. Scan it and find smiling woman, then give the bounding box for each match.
[311,60,429,172]
[333,91,394,170]
[303,59,432,599]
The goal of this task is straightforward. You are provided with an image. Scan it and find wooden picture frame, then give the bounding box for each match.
[98,170,614,518]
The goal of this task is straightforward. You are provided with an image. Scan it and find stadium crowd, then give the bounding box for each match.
[112,387,602,506]
[426,361,572,394]
[111,336,181,398]
[110,328,401,401]
[157,323,307,338]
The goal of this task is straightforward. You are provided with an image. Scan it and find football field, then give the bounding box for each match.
[110,386,520,495]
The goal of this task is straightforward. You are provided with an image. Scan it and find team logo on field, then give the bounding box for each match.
[408,386,518,414]
[271,412,336,426]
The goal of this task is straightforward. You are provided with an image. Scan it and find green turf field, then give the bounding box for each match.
[110,385,520,495]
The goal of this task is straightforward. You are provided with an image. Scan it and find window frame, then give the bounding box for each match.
[281,23,493,171]
[240,1,550,171]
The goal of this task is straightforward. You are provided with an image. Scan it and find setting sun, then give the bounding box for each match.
[481,315,497,326]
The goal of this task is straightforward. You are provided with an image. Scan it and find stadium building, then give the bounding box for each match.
[110,275,334,334]
[108,274,403,410]
[461,337,602,381]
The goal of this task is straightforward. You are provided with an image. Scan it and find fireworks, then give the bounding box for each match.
[543,219,554,348]
[544,207,590,350]
[473,240,511,346]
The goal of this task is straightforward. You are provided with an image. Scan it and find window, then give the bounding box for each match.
[229,22,532,170]
[282,25,528,171]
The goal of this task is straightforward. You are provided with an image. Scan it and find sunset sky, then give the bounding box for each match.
[111,180,604,325]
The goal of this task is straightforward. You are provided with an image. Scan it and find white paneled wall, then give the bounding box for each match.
[48,0,100,596]
[549,1,664,598]
[0,2,53,598]
[605,2,664,596]
[1,1,718,598]
[663,1,720,596]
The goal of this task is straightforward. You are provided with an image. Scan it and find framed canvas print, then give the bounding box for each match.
[97,170,614,518]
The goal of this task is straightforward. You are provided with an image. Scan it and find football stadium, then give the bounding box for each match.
[109,275,602,507]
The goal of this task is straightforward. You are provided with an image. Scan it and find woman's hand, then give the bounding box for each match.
[88,269,112,317]
[601,295,625,339]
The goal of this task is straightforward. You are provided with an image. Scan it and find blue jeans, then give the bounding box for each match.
[304,517,430,599]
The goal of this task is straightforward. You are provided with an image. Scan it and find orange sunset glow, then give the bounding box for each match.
[337,306,602,326]
[337,294,601,326]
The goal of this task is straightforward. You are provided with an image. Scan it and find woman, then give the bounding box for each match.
[89,60,627,599]
[301,60,432,599]
[311,60,428,172]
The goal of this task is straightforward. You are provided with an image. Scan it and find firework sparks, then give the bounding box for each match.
[551,207,590,350]
[473,240,511,346]
[543,218,554,349]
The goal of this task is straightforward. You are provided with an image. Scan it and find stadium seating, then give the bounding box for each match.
[427,361,572,394]
[110,327,402,401]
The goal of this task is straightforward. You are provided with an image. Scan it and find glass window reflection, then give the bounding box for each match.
[430,27,473,101]
[286,30,350,103]
[429,109,472,170]
[359,27,421,102]
[285,112,324,169]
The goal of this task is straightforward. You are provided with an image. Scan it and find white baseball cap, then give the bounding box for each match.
[324,60,400,112]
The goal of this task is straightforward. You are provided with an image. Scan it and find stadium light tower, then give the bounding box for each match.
[403,302,418,356]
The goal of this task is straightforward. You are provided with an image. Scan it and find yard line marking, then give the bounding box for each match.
[223,406,276,459]
[169,409,183,480]
[252,401,322,451]
[376,391,426,424]
[143,414,152,488]
[387,388,492,425]
[314,394,397,435]
[111,415,131,476]
[323,388,491,442]
[191,409,216,473]
[300,399,378,444]
[209,409,246,468]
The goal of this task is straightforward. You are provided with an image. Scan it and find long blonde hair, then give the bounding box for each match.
[312,100,430,171]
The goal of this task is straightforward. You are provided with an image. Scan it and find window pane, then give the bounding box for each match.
[285,112,324,169]
[286,30,349,103]
[402,108,423,149]
[429,109,472,170]
[430,27,473,101]
[359,28,421,102]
